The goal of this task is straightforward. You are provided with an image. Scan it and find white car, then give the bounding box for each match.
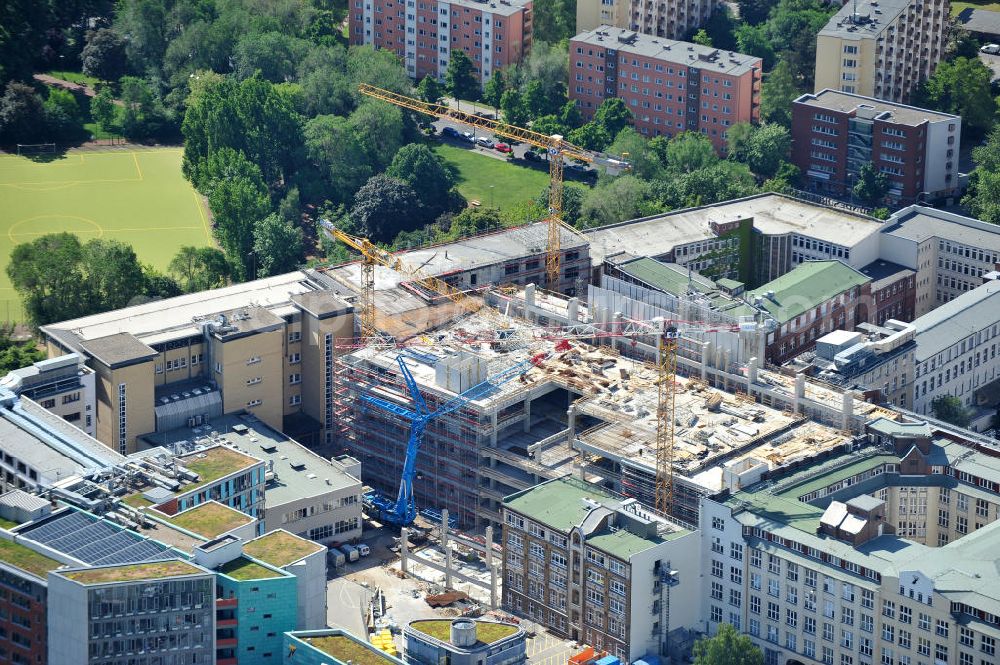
[981,43,1000,54]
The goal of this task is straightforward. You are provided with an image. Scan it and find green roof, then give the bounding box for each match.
[304,635,399,665]
[166,502,253,538]
[176,446,259,491]
[410,620,519,645]
[62,560,203,584]
[616,257,715,296]
[0,539,63,578]
[243,530,323,567]
[716,278,744,290]
[218,556,283,580]
[748,260,870,325]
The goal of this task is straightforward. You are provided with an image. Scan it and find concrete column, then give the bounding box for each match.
[842,392,854,432]
[523,398,532,433]
[700,341,712,381]
[748,357,759,385]
[715,347,724,372]
[490,411,498,447]
[567,297,579,322]
[442,509,453,589]
[400,527,410,574]
[613,311,624,354]
[567,404,577,445]
[525,283,536,310]
[485,525,497,609]
[723,349,731,374]
[794,373,806,414]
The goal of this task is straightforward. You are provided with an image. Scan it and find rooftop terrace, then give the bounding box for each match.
[62,560,204,584]
[243,530,324,568]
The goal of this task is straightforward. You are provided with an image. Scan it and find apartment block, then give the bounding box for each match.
[0,354,96,438]
[747,260,873,365]
[879,206,1000,317]
[911,280,1000,425]
[628,0,718,40]
[700,416,1000,665]
[815,0,948,104]
[569,26,761,152]
[576,0,628,34]
[792,90,961,205]
[41,272,354,454]
[348,0,533,86]
[501,477,700,662]
[47,560,217,665]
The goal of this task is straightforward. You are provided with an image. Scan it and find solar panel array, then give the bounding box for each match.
[18,509,176,566]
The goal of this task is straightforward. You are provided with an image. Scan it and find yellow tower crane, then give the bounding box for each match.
[356,83,628,289]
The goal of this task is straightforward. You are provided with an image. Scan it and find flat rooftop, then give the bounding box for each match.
[585,194,883,264]
[42,271,345,350]
[143,414,360,507]
[0,538,64,579]
[796,90,959,125]
[882,205,1000,251]
[61,560,204,584]
[858,259,914,288]
[819,0,911,40]
[243,530,324,568]
[748,260,870,325]
[573,26,762,77]
[175,445,262,491]
[217,556,284,580]
[409,620,520,646]
[299,634,402,665]
[447,0,530,16]
[912,281,1000,362]
[163,501,253,539]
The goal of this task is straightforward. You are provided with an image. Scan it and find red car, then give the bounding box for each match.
[494,142,512,153]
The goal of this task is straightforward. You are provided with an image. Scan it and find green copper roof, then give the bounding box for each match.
[748,260,870,325]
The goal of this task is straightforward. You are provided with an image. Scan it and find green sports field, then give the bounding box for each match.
[0,148,213,318]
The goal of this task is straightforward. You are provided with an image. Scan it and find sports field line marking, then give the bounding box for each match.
[8,215,105,243]
[0,177,141,187]
[132,153,143,180]
[191,189,213,243]
[8,226,203,237]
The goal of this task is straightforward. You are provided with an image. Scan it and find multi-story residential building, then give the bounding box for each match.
[139,413,363,545]
[878,206,1000,317]
[792,90,961,205]
[859,259,916,325]
[585,194,885,288]
[404,618,527,665]
[911,279,1000,426]
[348,0,533,86]
[746,260,873,365]
[40,272,355,453]
[501,477,701,662]
[0,354,96,438]
[700,416,1000,665]
[576,0,628,34]
[48,559,217,665]
[784,321,917,409]
[568,26,762,152]
[627,0,718,39]
[814,0,949,104]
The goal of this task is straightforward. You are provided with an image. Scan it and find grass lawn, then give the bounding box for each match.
[410,619,519,645]
[433,143,550,211]
[43,70,101,87]
[0,148,213,320]
[952,0,1000,14]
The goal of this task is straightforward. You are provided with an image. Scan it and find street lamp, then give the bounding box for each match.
[489,185,494,209]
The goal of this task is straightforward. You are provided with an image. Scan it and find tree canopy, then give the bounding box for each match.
[693,624,764,665]
[931,395,973,428]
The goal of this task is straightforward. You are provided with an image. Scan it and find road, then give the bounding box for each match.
[980,52,1000,82]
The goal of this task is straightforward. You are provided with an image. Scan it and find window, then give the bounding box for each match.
[289,394,302,406]
[289,373,302,385]
[711,560,723,578]
[750,595,761,614]
[288,330,301,343]
[768,601,780,621]
[289,352,301,364]
[750,548,762,569]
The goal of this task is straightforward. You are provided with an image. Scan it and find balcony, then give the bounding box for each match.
[216,598,238,609]
[218,659,237,665]
[217,619,238,628]
[217,638,238,648]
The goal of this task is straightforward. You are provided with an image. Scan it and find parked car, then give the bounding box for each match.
[981,43,1000,54]
[462,131,475,142]
[477,136,495,148]
[523,150,542,162]
[494,142,512,153]
[441,126,460,138]
[475,111,495,119]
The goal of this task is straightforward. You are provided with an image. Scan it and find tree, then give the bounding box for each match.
[537,184,586,227]
[446,206,503,240]
[0,82,45,144]
[914,57,997,136]
[852,162,888,206]
[518,41,568,115]
[233,31,311,83]
[532,0,574,42]
[168,246,231,292]
[253,213,303,277]
[417,75,444,104]
[8,233,89,326]
[593,98,632,140]
[482,69,507,110]
[661,131,718,173]
[386,144,462,222]
[692,29,713,46]
[347,45,412,96]
[931,395,973,428]
[91,87,117,132]
[759,59,800,127]
[304,114,371,204]
[567,122,612,151]
[81,28,127,82]
[735,24,776,70]
[738,0,779,25]
[607,127,663,180]
[350,174,421,241]
[446,49,479,102]
[82,239,148,311]
[0,327,45,374]
[580,176,659,229]
[964,128,1000,224]
[43,86,82,141]
[693,624,764,665]
[500,88,530,127]
[727,122,791,178]
[560,100,582,129]
[532,114,569,137]
[656,160,759,209]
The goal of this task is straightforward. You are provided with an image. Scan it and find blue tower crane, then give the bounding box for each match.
[359,354,539,527]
